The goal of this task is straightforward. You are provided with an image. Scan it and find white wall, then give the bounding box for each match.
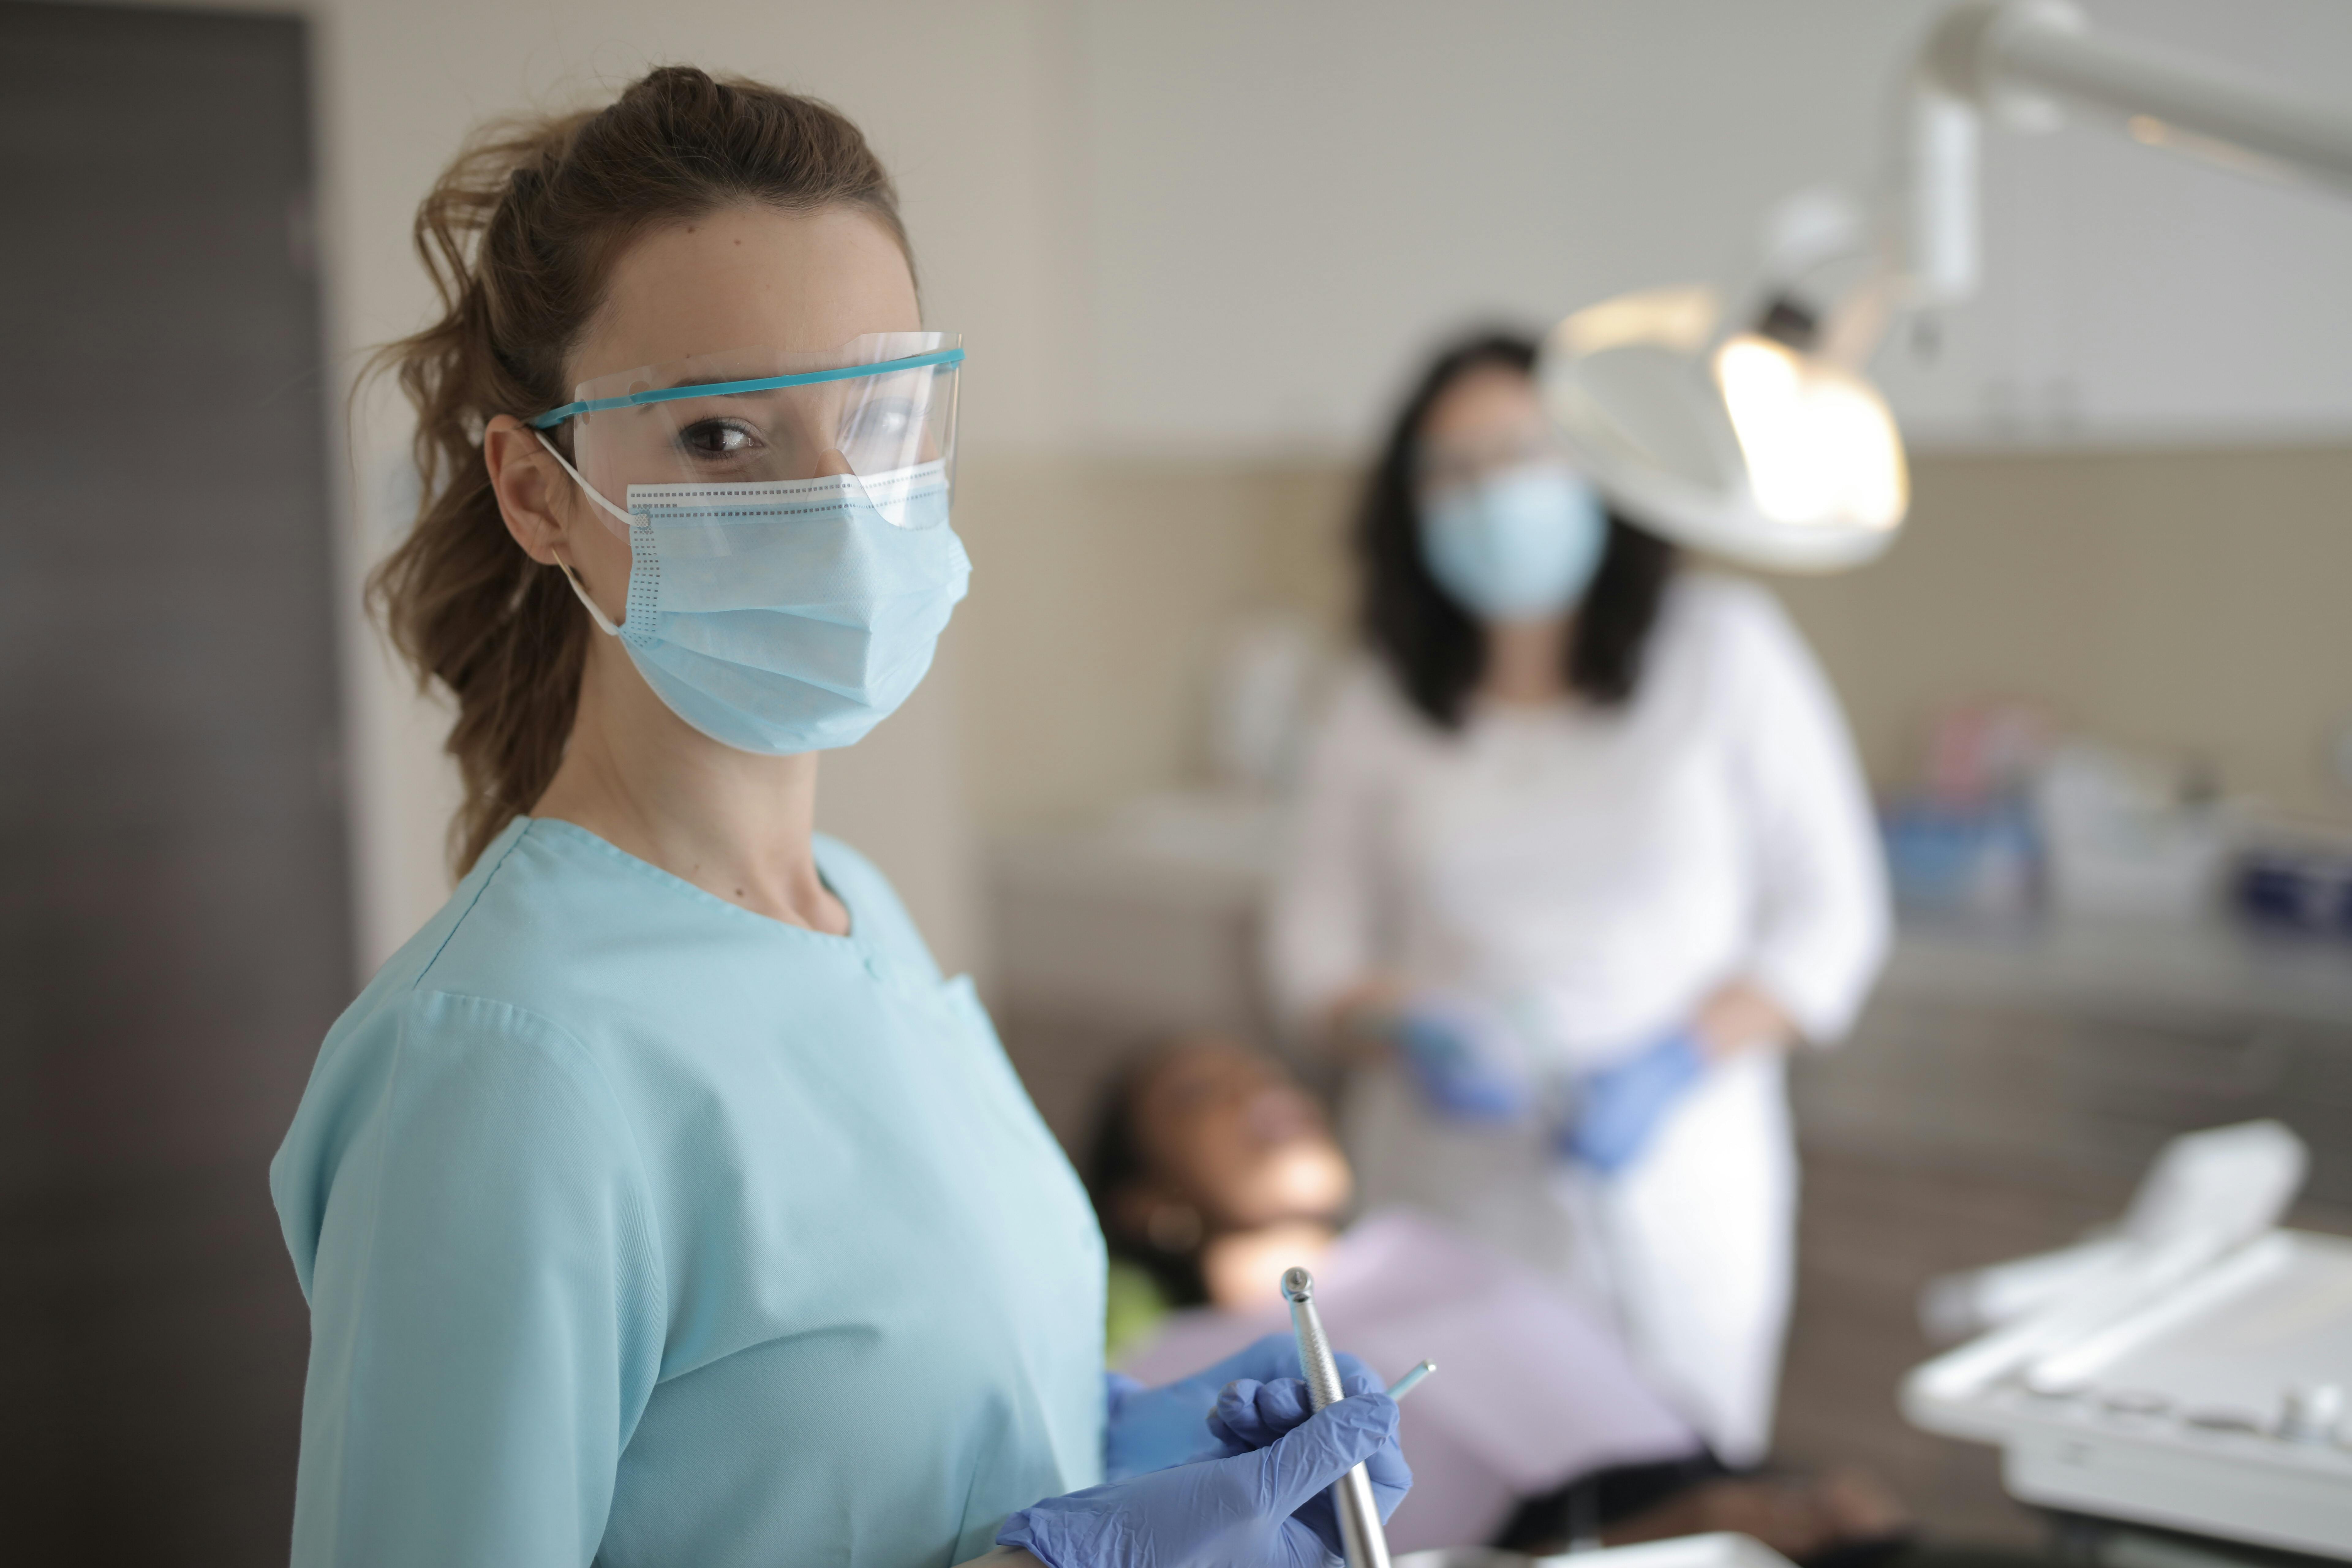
[1071,0,2352,454]
[1877,0,2352,446]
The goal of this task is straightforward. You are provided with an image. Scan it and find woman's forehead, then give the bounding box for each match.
[1424,364,1541,439]
[1143,1040,1275,1107]
[573,205,918,386]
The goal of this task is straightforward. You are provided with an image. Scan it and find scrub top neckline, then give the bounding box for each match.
[515,815,864,950]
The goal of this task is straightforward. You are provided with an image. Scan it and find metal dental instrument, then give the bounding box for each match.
[1282,1267,1393,1568]
[1385,1361,1436,1403]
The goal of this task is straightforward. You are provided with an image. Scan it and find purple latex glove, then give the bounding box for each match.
[1103,1332,1384,1479]
[998,1387,1400,1568]
[1209,1369,1411,1558]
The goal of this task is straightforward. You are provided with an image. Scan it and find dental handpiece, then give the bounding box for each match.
[1281,1267,1393,1568]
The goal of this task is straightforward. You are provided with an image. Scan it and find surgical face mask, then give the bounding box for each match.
[540,438,970,755]
[1418,462,1607,621]
[525,334,970,755]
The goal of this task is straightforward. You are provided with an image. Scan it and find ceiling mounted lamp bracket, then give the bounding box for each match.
[1538,0,2352,575]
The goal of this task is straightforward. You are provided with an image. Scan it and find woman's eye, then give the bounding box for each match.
[679,418,763,459]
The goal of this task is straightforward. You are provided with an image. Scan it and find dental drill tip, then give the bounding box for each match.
[1281,1266,1315,1302]
[1386,1361,1436,1402]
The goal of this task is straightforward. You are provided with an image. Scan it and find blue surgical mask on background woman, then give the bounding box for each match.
[1419,462,1607,621]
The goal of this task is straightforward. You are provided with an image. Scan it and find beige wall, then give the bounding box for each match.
[1781,445,2352,824]
[950,455,1355,827]
[957,444,2352,832]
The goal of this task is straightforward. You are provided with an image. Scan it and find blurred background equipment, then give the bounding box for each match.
[0,3,350,1561]
[2236,832,2352,938]
[1905,1122,2350,1557]
[1537,0,2352,573]
[1917,1119,2307,1344]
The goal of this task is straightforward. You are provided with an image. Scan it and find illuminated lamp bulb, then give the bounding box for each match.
[1713,334,1908,532]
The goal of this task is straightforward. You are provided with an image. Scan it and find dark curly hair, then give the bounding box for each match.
[1357,330,1678,729]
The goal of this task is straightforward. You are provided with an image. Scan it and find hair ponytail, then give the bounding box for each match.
[365,68,910,873]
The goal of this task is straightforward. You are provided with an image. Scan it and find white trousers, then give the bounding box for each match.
[1342,1051,1796,1466]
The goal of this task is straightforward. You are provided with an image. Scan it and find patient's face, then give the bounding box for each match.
[1132,1039,1352,1231]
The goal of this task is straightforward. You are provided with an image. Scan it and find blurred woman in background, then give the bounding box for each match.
[1267,330,1889,1467]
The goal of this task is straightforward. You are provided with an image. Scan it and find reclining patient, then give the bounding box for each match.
[1091,1034,1907,1558]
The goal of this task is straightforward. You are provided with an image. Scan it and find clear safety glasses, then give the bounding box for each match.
[529,331,962,530]
[1414,411,1575,498]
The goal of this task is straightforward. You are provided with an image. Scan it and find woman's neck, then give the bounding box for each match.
[1479,613,1574,706]
[531,639,848,934]
[1200,1220,1341,1313]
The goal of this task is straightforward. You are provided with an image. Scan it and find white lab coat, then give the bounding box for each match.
[1266,573,1888,1464]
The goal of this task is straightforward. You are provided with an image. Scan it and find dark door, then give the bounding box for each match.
[0,3,352,1561]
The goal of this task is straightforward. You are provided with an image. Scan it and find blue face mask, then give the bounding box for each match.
[1419,463,1607,621]
[543,438,970,755]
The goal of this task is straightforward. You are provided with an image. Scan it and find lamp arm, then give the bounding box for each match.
[1989,9,2352,187]
[1892,0,2352,311]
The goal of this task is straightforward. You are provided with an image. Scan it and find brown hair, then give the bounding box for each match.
[367,66,912,873]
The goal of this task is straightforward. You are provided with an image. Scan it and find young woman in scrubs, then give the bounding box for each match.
[271,68,1404,1568]
[1267,333,1890,1469]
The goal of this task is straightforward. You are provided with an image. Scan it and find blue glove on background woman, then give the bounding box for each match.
[1558,1030,1707,1175]
[1391,994,1534,1122]
[1000,1379,1404,1568]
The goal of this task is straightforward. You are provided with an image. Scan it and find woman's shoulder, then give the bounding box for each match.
[1653,570,1814,680]
[1659,569,1792,641]
[309,818,728,1068]
[1642,571,1851,756]
[319,816,551,1032]
[285,820,626,1108]
[272,905,637,1291]
[344,818,945,1020]
[302,820,946,1097]
[401,817,675,1003]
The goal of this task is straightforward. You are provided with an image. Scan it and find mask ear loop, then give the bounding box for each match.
[551,556,621,638]
[533,430,638,638]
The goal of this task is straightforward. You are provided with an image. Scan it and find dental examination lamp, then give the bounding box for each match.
[1539,0,2352,573]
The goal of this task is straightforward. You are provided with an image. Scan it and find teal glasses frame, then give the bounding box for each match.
[526,347,966,431]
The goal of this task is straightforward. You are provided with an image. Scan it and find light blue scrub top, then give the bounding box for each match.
[272,818,1107,1567]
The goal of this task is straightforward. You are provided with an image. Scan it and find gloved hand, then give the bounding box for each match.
[999,1385,1402,1568]
[1391,994,1533,1123]
[1104,1333,1382,1479]
[1209,1370,1412,1557]
[1558,1030,1707,1176]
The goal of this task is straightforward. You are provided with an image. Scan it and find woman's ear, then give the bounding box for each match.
[483,413,574,565]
